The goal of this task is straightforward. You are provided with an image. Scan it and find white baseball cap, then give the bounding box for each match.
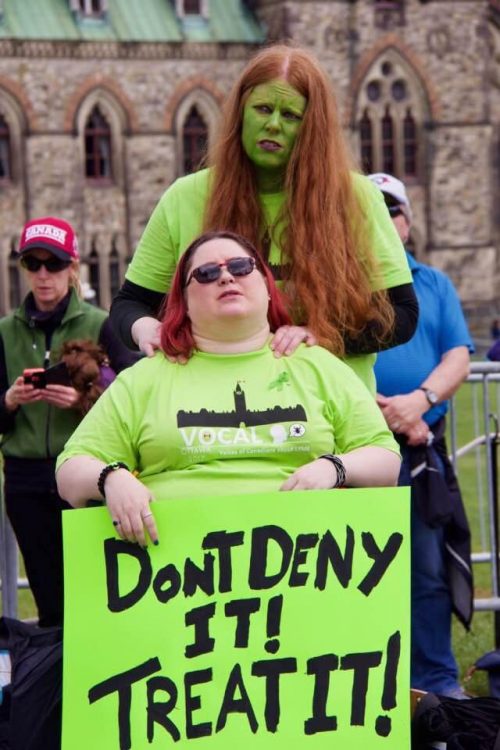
[368,172,412,223]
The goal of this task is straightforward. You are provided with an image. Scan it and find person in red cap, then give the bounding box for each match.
[0,216,137,627]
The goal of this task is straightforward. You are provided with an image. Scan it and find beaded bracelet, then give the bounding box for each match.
[97,461,129,499]
[318,454,346,489]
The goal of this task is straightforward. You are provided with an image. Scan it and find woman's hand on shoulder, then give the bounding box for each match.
[270,326,317,358]
[280,457,336,491]
[105,469,158,547]
[131,316,161,357]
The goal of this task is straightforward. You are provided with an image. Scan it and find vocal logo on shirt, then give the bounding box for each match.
[176,383,307,450]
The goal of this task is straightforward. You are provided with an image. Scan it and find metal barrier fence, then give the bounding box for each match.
[1,361,500,622]
[449,361,500,620]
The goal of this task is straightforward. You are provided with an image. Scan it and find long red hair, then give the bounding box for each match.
[204,44,394,355]
[160,231,292,358]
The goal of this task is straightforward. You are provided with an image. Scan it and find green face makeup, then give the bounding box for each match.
[241,80,307,188]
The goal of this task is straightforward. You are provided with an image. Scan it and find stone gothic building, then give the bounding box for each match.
[0,0,498,330]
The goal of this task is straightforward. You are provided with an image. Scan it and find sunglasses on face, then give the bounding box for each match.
[21,255,71,273]
[387,205,404,218]
[185,256,257,286]
[20,256,72,273]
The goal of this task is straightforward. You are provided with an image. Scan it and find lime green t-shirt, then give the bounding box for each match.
[57,344,399,501]
[126,169,411,392]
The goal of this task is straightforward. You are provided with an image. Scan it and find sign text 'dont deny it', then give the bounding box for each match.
[62,488,411,750]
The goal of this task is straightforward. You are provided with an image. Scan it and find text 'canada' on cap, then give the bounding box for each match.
[18,217,79,261]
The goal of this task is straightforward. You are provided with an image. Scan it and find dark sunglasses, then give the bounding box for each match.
[185,256,257,286]
[20,256,72,273]
[387,205,404,218]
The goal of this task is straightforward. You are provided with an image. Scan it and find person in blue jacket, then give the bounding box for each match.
[370,173,475,699]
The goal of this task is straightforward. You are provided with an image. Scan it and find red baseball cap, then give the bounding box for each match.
[18,217,79,261]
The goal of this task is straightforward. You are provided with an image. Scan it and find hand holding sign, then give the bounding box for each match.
[104,470,158,547]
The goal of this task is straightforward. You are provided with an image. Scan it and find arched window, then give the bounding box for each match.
[173,87,220,178]
[355,51,427,180]
[381,106,395,174]
[84,106,112,180]
[182,105,208,175]
[8,245,22,308]
[359,110,374,174]
[109,239,121,301]
[0,114,11,181]
[403,109,418,177]
[0,89,27,188]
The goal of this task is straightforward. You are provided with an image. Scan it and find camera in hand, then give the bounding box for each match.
[23,361,72,389]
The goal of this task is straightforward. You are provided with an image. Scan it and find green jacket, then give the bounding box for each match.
[0,289,107,459]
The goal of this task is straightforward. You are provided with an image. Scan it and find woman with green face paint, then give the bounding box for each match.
[111,44,417,395]
[241,80,307,191]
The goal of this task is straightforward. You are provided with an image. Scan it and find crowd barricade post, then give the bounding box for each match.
[0,467,30,618]
[0,485,20,618]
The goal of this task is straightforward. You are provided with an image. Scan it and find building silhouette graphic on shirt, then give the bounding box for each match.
[177,383,307,428]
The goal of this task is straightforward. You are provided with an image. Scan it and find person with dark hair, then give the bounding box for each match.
[57,231,400,544]
[370,173,475,699]
[110,44,417,394]
[487,337,500,362]
[0,216,137,627]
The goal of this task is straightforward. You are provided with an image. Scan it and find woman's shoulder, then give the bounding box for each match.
[163,168,211,202]
[350,171,382,203]
[0,308,20,331]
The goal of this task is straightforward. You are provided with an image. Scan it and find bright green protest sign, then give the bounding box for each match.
[62,487,410,750]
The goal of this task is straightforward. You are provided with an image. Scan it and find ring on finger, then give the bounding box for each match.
[142,512,153,519]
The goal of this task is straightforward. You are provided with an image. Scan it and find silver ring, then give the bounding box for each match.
[142,512,153,519]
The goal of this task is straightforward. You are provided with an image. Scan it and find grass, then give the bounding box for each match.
[2,373,500,697]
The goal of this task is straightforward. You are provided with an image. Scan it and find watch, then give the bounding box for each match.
[97,461,129,499]
[418,387,439,406]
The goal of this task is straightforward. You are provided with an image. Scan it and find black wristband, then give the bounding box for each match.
[97,461,129,499]
[319,454,346,488]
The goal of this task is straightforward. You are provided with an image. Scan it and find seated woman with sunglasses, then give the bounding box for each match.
[0,216,136,627]
[56,231,401,546]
